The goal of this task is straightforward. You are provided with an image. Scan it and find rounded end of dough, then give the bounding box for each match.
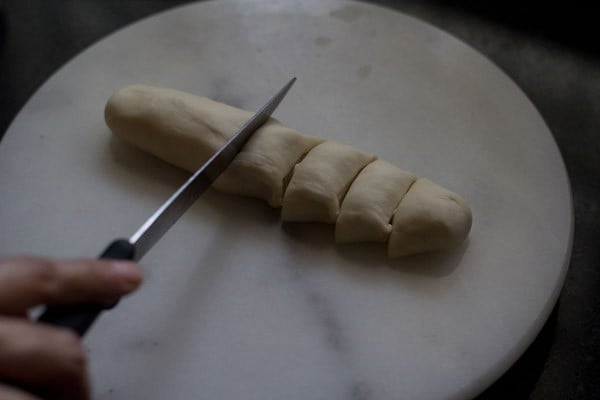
[388,179,472,258]
[104,84,154,136]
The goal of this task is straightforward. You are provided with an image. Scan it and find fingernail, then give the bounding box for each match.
[111,262,143,292]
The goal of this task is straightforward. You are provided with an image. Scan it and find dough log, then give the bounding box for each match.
[105,85,472,257]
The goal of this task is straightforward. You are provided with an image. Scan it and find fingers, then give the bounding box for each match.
[0,317,89,400]
[0,257,143,315]
[0,384,41,400]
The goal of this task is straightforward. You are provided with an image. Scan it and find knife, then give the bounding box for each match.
[37,77,296,336]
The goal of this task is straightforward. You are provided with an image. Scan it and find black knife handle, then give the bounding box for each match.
[37,239,136,337]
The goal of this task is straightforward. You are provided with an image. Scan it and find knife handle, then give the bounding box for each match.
[37,239,136,337]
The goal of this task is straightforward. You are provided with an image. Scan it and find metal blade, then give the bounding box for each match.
[128,77,296,261]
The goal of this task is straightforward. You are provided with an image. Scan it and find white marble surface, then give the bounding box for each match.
[0,1,572,399]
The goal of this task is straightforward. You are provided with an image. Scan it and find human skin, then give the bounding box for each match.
[0,257,143,399]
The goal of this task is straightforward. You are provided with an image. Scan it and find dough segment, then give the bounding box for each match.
[335,160,416,243]
[213,120,323,207]
[281,141,376,223]
[388,178,472,257]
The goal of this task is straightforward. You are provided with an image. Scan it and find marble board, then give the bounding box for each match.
[0,1,572,399]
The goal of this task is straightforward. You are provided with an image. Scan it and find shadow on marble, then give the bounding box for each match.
[117,216,241,393]
[282,221,468,277]
[339,238,469,278]
[106,135,468,280]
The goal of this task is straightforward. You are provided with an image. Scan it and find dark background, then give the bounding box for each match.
[1,1,598,399]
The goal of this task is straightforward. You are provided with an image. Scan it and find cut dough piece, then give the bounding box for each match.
[105,85,321,207]
[282,141,376,223]
[388,178,472,257]
[336,160,416,243]
[213,120,323,207]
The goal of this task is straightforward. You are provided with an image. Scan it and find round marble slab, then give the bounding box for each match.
[0,1,572,399]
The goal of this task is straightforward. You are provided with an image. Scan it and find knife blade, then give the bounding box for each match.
[37,77,296,336]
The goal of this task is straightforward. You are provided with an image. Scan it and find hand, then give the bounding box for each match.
[0,257,143,400]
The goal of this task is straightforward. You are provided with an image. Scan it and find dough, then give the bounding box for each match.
[281,141,376,223]
[213,120,323,207]
[105,85,250,171]
[105,85,321,207]
[336,160,416,243]
[105,85,473,257]
[388,178,472,257]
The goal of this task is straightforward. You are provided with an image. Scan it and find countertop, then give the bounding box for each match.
[1,1,598,399]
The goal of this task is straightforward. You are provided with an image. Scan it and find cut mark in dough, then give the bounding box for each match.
[282,141,376,223]
[336,160,416,243]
